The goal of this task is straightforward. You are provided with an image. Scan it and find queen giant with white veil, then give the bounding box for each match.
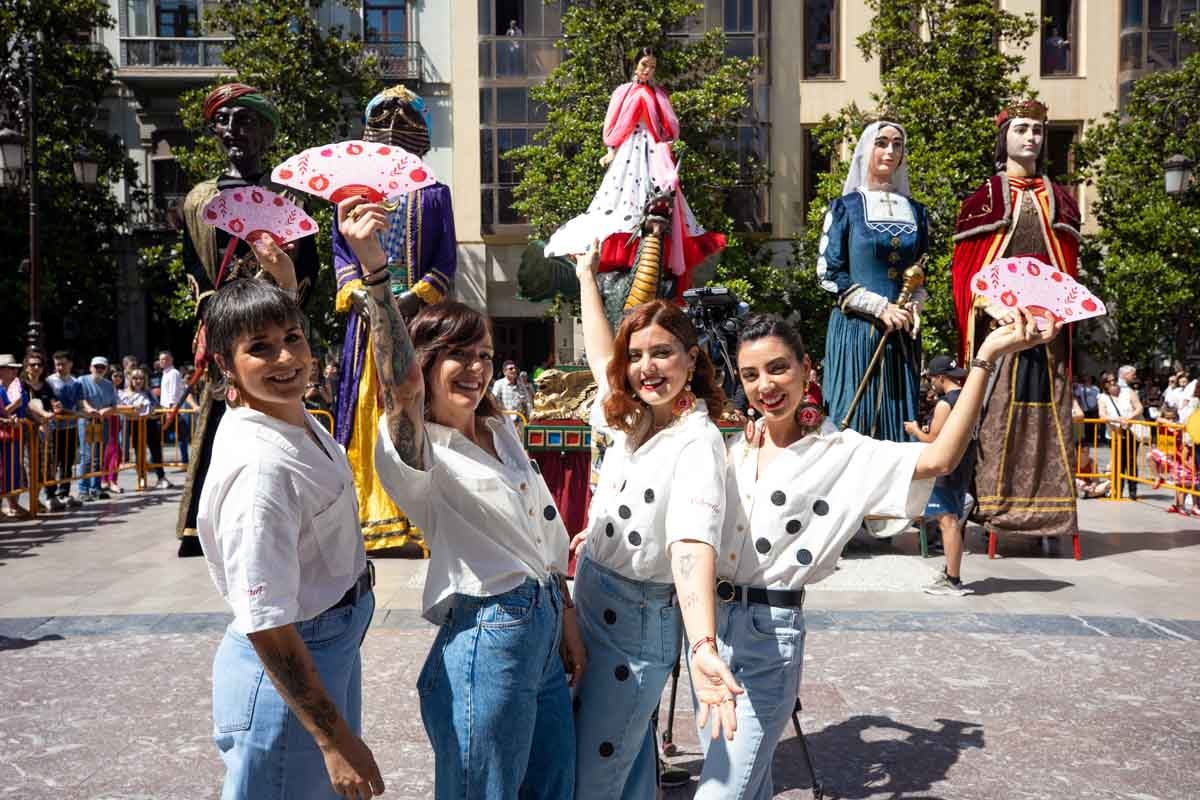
[817,120,930,443]
[544,48,725,299]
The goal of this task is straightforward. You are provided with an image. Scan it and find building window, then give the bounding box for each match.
[365,0,407,43]
[1044,124,1078,183]
[1041,1,1077,76]
[803,0,838,79]
[1118,0,1199,110]
[802,127,832,222]
[119,0,227,67]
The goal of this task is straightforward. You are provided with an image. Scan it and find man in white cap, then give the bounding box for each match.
[77,356,118,500]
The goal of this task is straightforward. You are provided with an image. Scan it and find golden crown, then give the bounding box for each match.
[996,99,1049,126]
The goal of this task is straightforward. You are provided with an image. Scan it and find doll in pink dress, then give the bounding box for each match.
[545,47,725,299]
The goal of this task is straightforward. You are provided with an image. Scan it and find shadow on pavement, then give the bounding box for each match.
[0,633,64,651]
[0,491,177,564]
[671,714,983,800]
[963,577,1073,595]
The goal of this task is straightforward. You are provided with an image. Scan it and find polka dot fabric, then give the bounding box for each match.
[719,420,933,590]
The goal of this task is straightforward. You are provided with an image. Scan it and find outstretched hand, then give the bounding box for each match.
[690,646,743,741]
[252,235,297,290]
[338,196,390,274]
[978,306,1062,362]
[572,238,601,283]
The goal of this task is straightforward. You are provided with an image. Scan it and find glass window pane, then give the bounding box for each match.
[482,189,495,229]
[481,129,495,184]
[497,87,528,123]
[497,128,528,183]
[156,0,200,37]
[544,1,562,36]
[498,188,523,224]
[725,35,754,60]
[1120,31,1143,70]
[497,36,526,77]
[804,0,837,78]
[479,0,492,35]
[1123,0,1143,28]
[479,40,493,78]
[480,89,493,125]
[725,0,739,29]
[1148,29,1177,69]
[1045,126,1076,182]
[523,0,543,35]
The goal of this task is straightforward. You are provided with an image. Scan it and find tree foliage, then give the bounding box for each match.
[0,0,137,354]
[508,0,778,310]
[155,0,381,347]
[793,0,1037,358]
[1075,16,1200,365]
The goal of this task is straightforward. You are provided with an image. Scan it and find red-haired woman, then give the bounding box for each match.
[569,241,741,799]
[343,197,583,799]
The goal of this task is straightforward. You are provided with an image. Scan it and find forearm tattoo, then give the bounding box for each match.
[260,644,340,739]
[364,289,424,468]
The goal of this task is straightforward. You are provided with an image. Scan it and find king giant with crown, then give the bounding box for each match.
[951,99,1080,540]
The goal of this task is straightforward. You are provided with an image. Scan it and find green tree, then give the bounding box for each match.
[794,0,1038,358]
[508,0,776,309]
[154,0,381,346]
[1075,17,1200,364]
[0,0,138,354]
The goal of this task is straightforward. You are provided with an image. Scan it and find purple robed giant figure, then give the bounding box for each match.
[333,86,456,554]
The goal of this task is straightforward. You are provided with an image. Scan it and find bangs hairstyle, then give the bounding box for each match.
[994,117,1047,174]
[408,300,502,421]
[604,300,724,434]
[204,278,306,368]
[737,313,807,362]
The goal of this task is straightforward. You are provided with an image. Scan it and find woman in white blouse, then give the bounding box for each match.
[342,196,584,800]
[694,310,1058,799]
[197,249,384,800]
[569,241,742,799]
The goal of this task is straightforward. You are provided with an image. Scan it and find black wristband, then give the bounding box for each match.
[362,269,390,287]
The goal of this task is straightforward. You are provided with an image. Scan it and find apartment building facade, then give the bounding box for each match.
[97,0,1195,361]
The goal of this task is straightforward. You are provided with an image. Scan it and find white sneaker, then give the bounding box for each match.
[924,572,974,597]
[154,477,174,489]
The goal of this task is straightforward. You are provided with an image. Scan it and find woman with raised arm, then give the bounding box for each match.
[570,240,741,800]
[197,237,384,800]
[342,196,582,800]
[693,308,1058,799]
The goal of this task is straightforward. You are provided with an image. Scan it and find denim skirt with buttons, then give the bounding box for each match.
[573,555,682,800]
[211,589,375,800]
[417,576,574,800]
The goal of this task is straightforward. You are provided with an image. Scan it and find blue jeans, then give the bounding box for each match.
[77,420,101,495]
[688,599,806,800]
[573,556,682,800]
[418,577,574,800]
[212,589,375,800]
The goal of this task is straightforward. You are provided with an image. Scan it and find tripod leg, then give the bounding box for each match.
[791,698,824,800]
[662,648,682,755]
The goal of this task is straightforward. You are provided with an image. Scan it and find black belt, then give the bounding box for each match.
[716,579,805,609]
[331,563,375,611]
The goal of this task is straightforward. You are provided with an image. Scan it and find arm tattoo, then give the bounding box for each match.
[680,592,699,610]
[259,644,340,739]
[364,289,424,468]
[677,553,696,580]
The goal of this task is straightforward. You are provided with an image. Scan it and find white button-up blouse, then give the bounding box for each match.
[721,419,933,590]
[198,406,368,635]
[375,414,568,623]
[581,375,727,584]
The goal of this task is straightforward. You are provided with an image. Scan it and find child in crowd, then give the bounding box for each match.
[1149,407,1197,515]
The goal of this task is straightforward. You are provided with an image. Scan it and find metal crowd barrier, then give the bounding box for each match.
[143,408,199,477]
[309,409,335,435]
[0,418,38,518]
[1116,418,1198,501]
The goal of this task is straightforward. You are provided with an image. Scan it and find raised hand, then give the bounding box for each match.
[251,235,297,291]
[573,238,601,282]
[978,307,1061,362]
[337,196,390,273]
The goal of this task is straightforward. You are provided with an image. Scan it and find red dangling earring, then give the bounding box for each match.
[672,369,696,417]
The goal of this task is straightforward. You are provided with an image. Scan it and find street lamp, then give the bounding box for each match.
[73,145,99,187]
[1164,153,1194,198]
[0,125,23,186]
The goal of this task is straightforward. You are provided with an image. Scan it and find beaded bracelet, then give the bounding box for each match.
[690,635,717,657]
[970,358,996,374]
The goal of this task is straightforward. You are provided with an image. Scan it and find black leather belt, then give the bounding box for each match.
[331,563,374,611]
[716,579,805,609]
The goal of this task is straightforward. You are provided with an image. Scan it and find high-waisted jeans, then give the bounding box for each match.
[687,598,806,800]
[418,576,574,800]
[572,556,682,800]
[212,589,375,800]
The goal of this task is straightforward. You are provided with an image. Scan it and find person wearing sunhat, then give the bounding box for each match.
[331,85,458,555]
[905,354,977,596]
[175,82,322,557]
[0,353,29,516]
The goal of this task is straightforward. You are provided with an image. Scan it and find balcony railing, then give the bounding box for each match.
[128,193,186,233]
[363,40,425,82]
[120,36,232,69]
[478,36,562,81]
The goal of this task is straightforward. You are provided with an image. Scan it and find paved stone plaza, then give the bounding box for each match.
[2,472,1198,799]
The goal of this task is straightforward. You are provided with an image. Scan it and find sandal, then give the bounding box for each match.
[1166,505,1182,514]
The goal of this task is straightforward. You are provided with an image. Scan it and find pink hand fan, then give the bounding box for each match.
[201,187,318,246]
[971,257,1105,327]
[270,140,437,206]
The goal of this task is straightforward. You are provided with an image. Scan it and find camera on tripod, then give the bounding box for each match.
[682,286,748,398]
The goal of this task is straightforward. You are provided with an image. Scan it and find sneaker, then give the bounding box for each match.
[924,572,974,597]
[154,477,174,490]
[94,489,111,500]
[46,497,65,512]
[64,496,83,509]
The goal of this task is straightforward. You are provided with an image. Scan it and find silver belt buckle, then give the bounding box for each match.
[716,579,736,604]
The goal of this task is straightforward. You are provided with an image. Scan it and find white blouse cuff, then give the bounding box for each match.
[844,287,890,318]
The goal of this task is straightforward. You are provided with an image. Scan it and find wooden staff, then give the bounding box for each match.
[839,261,926,431]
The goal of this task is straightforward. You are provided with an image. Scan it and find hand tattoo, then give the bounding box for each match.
[363,289,424,468]
[259,645,340,739]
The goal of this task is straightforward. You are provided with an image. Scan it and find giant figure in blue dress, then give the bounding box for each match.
[817,121,928,442]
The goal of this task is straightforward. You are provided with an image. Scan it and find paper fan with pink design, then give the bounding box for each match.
[201,187,318,246]
[972,256,1106,327]
[269,140,437,206]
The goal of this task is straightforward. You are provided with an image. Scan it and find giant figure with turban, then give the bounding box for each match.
[332,86,457,554]
[175,83,321,556]
[951,100,1080,541]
